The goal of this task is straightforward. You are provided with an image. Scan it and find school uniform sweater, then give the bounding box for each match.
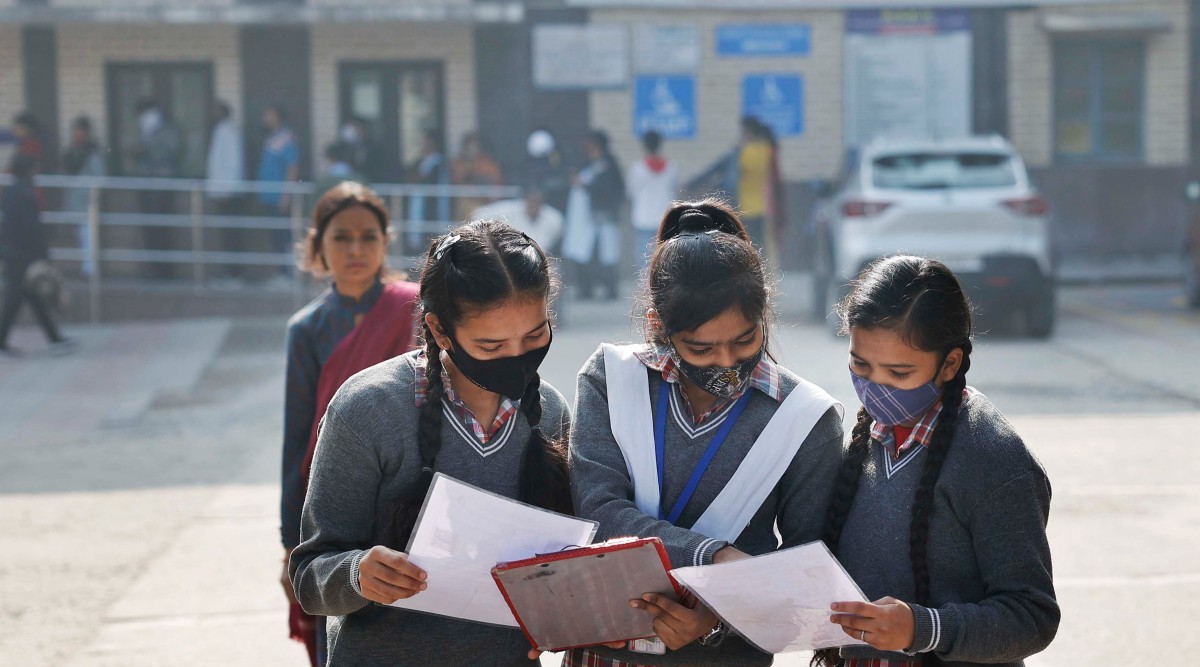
[837,391,1059,667]
[570,344,845,666]
[290,350,570,667]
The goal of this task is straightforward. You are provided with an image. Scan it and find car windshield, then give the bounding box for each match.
[871,152,1018,190]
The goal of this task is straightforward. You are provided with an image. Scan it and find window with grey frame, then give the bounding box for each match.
[1053,40,1145,162]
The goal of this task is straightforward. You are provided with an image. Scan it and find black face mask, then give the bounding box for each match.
[670,343,764,400]
[447,330,552,400]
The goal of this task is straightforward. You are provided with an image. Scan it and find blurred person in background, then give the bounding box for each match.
[524,129,570,216]
[8,112,45,172]
[626,130,678,272]
[132,99,183,280]
[404,129,450,254]
[206,101,245,281]
[312,142,366,209]
[280,182,420,667]
[340,117,387,182]
[451,131,504,223]
[0,154,73,357]
[61,115,105,277]
[688,116,784,262]
[562,129,624,301]
[256,105,301,280]
[468,183,563,253]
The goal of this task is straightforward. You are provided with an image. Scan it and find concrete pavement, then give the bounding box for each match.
[1,282,1198,665]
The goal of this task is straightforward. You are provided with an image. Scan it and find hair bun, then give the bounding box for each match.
[677,208,718,235]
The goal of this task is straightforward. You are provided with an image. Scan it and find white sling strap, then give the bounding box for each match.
[603,343,843,543]
[603,344,662,519]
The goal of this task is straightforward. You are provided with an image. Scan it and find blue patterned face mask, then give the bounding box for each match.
[850,370,941,426]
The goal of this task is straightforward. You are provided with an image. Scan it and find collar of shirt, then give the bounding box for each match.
[633,342,783,424]
[870,387,975,459]
[412,351,521,444]
[325,278,383,315]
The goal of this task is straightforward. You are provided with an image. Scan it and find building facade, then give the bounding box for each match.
[1,0,1195,263]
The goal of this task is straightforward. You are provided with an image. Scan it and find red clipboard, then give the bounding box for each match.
[491,537,683,653]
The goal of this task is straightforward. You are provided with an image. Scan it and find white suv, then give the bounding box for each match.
[810,136,1056,337]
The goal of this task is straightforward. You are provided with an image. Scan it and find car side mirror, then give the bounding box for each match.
[1186,182,1200,202]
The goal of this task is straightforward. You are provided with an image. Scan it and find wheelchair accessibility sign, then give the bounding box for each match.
[634,75,696,139]
[742,74,804,137]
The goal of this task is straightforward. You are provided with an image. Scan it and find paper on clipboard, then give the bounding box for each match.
[670,541,871,653]
[388,473,598,627]
[492,537,681,652]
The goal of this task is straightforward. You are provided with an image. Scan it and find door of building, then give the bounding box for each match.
[106,63,214,178]
[338,61,444,183]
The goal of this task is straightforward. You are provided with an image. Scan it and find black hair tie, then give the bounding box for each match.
[677,209,720,236]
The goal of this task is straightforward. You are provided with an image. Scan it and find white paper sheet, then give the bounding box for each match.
[388,473,598,626]
[670,541,871,653]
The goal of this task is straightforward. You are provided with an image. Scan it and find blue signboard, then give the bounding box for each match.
[716,24,811,57]
[634,75,696,139]
[742,74,804,138]
[845,9,971,34]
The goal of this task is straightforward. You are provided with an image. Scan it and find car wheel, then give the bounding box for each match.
[1185,259,1200,308]
[1027,290,1056,338]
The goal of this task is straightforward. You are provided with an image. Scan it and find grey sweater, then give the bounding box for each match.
[837,391,1059,666]
[570,345,844,666]
[289,351,571,667]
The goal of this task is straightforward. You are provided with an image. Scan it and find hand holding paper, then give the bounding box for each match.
[670,541,871,653]
[388,474,597,627]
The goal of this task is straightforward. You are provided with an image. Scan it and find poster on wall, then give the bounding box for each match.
[533,24,629,89]
[843,9,972,147]
[716,24,811,57]
[634,75,696,138]
[742,74,804,138]
[634,25,700,73]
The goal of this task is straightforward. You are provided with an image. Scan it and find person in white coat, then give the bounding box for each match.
[205,101,245,278]
[626,131,678,273]
[468,185,564,254]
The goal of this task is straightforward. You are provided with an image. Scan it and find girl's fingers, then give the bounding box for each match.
[639,594,692,623]
[829,613,866,628]
[830,601,877,617]
[368,566,427,592]
[373,549,428,581]
[362,576,424,603]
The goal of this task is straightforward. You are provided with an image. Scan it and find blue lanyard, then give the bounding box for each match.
[654,381,754,524]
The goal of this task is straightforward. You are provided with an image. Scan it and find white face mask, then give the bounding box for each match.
[340,125,360,143]
[139,109,163,138]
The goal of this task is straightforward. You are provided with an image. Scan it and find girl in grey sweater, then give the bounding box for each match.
[289,221,572,666]
[568,201,845,667]
[820,256,1059,667]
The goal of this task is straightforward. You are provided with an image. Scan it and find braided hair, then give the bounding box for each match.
[640,199,775,354]
[813,256,973,667]
[376,219,570,550]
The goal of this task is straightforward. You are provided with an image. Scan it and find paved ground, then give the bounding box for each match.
[1,279,1197,666]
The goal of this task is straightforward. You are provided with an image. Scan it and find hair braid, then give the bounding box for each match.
[910,349,970,667]
[374,324,447,551]
[823,407,873,553]
[811,407,874,667]
[517,374,573,514]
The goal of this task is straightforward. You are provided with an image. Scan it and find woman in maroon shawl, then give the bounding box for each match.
[280,182,420,666]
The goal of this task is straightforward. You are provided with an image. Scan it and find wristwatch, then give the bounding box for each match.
[699,621,728,647]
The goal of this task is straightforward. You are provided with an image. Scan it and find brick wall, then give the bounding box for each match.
[0,26,25,137]
[55,24,241,148]
[1008,0,1191,168]
[589,9,845,184]
[310,23,477,177]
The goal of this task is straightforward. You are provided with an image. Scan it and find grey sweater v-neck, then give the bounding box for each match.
[569,344,845,666]
[837,391,1059,667]
[290,351,570,667]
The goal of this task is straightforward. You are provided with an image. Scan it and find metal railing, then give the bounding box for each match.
[0,173,521,321]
